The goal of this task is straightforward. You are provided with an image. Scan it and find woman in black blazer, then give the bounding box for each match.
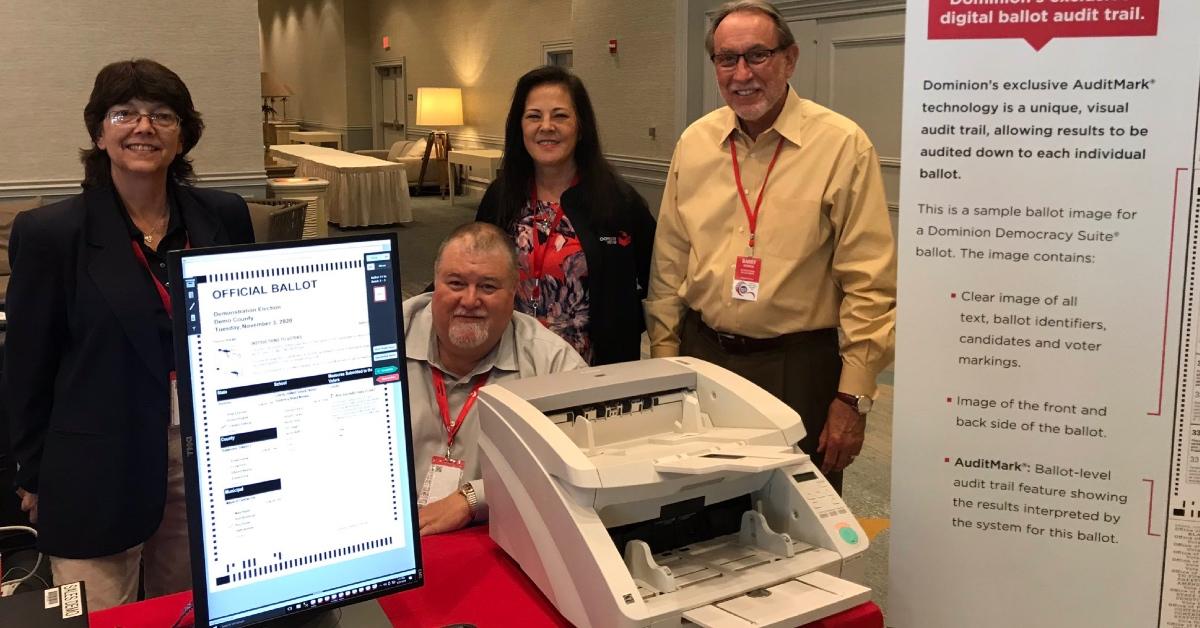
[3,59,253,610]
[476,66,655,365]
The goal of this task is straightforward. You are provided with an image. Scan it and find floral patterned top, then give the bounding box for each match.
[513,198,591,363]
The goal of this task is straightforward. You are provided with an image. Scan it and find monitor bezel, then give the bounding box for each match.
[168,233,423,628]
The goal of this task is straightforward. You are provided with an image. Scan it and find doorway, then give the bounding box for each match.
[372,60,407,150]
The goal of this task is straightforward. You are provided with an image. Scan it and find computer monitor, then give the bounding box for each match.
[169,234,422,628]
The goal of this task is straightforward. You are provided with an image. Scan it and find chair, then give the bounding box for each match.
[355,139,447,194]
[267,177,329,238]
[0,196,43,309]
[244,198,307,242]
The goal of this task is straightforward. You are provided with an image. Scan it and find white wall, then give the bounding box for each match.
[257,1,745,209]
[367,0,574,145]
[0,1,264,199]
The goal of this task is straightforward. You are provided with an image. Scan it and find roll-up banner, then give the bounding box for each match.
[892,1,1200,626]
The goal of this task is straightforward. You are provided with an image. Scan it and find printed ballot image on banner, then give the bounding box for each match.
[892,1,1200,627]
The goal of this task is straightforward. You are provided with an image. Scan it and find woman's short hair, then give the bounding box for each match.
[80,59,205,188]
[492,65,619,230]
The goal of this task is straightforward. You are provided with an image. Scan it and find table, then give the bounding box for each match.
[270,144,413,226]
[263,121,301,147]
[90,526,883,628]
[264,151,297,178]
[447,148,503,206]
[288,130,344,150]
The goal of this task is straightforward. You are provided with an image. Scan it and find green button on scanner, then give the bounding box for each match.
[838,526,859,545]
[374,366,399,375]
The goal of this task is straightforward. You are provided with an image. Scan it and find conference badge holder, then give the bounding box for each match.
[418,455,465,506]
[732,255,762,302]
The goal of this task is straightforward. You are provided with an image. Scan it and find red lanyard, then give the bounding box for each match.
[529,204,565,282]
[528,179,576,281]
[130,238,189,317]
[430,367,491,450]
[729,136,785,251]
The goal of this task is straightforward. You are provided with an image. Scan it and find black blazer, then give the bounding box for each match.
[3,184,254,558]
[477,177,655,365]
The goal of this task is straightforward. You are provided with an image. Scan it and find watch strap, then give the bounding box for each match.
[835,392,869,415]
[459,483,479,516]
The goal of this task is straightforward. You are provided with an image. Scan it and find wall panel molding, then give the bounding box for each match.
[775,0,905,20]
[400,132,672,189]
[296,119,373,132]
[608,154,671,186]
[0,170,268,201]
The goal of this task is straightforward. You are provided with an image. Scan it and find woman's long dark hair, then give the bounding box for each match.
[492,66,620,230]
[79,59,205,189]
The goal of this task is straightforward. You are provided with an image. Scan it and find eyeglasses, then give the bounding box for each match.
[710,47,784,69]
[107,109,180,129]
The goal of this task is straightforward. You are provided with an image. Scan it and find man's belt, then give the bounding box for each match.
[692,312,834,355]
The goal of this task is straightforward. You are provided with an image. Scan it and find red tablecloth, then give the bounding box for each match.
[90,525,883,628]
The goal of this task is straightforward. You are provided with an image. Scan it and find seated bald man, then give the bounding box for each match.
[404,222,587,535]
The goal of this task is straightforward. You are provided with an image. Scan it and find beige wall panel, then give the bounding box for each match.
[260,0,350,128]
[822,38,903,162]
[813,10,905,223]
[368,0,571,143]
[0,1,262,186]
[344,0,374,128]
[572,1,676,160]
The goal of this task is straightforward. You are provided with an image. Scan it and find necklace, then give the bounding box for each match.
[137,212,169,246]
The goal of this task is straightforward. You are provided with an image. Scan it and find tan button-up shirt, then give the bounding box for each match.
[646,88,896,396]
[403,293,586,520]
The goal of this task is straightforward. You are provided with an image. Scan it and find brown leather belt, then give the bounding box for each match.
[690,311,834,355]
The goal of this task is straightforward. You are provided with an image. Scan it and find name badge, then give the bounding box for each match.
[731,256,762,302]
[418,456,465,507]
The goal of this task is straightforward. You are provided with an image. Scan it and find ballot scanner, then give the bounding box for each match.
[477,358,870,628]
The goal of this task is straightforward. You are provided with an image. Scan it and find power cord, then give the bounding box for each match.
[1,566,49,593]
[0,525,41,597]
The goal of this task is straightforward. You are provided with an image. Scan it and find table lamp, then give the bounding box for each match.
[414,87,463,193]
[261,72,294,122]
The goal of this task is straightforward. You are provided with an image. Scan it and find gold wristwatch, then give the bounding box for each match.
[459,483,479,516]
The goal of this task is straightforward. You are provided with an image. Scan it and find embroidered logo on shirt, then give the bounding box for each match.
[600,231,632,246]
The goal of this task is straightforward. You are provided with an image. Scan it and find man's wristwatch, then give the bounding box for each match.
[835,392,873,416]
[458,483,479,516]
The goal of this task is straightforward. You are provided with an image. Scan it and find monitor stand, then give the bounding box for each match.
[265,600,392,628]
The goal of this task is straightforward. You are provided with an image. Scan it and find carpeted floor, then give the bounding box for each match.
[329,192,480,299]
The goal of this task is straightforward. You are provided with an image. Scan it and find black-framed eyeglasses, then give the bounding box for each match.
[710,46,784,69]
[107,109,181,129]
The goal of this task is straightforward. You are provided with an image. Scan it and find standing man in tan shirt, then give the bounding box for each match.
[646,0,896,492]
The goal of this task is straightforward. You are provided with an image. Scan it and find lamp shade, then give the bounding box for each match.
[261,72,294,98]
[415,87,464,127]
